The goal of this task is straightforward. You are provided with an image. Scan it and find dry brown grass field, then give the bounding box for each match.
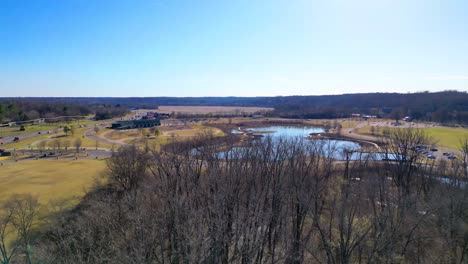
[139,106,273,115]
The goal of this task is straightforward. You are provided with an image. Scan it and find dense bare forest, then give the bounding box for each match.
[1,129,463,263]
[3,91,468,124]
[0,99,129,123]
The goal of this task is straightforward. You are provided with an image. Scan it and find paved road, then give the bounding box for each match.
[0,123,103,148]
[0,128,61,147]
[84,127,128,148]
[0,149,114,165]
[340,123,463,162]
[0,121,115,149]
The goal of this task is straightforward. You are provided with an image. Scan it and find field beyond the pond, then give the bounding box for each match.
[144,106,273,115]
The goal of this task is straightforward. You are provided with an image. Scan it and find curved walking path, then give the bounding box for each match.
[341,121,464,159]
[85,128,128,148]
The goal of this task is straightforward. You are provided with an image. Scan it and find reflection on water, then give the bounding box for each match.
[349,152,404,161]
[223,125,361,160]
[247,126,325,137]
[230,130,244,134]
[438,177,467,188]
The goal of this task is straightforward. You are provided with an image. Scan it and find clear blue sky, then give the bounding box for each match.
[1,0,467,97]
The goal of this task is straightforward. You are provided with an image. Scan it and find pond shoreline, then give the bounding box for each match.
[308,132,379,150]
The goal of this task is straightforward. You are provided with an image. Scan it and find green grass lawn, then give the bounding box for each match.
[0,119,101,138]
[0,159,108,247]
[0,159,107,205]
[354,126,391,136]
[424,127,468,149]
[63,127,114,150]
[353,126,468,149]
[4,127,114,150]
[4,133,53,149]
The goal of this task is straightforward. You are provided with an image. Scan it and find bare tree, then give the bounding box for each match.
[74,138,82,155]
[0,194,40,264]
[38,140,47,154]
[107,145,149,194]
[48,139,62,154]
[459,136,468,178]
[33,131,468,263]
[0,204,19,264]
[70,125,76,136]
[63,140,70,152]
[94,126,100,150]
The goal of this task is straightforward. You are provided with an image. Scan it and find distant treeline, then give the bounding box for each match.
[2,90,468,123]
[270,91,468,124]
[0,99,129,123]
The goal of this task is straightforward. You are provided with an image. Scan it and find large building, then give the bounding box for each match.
[111,118,161,130]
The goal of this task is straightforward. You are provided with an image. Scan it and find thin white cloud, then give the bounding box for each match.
[425,75,468,81]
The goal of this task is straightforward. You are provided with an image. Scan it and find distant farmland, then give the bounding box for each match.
[149,106,273,115]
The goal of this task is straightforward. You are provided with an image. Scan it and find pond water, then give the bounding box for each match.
[438,177,467,188]
[230,129,244,134]
[227,125,361,160]
[246,125,325,137]
[348,152,404,161]
[197,124,405,161]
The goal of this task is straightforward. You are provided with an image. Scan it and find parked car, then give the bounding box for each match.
[448,155,457,160]
[430,148,438,151]
[13,137,20,142]
[0,149,4,153]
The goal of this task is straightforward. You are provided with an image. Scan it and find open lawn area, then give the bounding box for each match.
[306,119,359,129]
[353,125,468,149]
[5,133,55,149]
[101,124,224,147]
[0,118,100,138]
[5,127,114,150]
[424,127,468,149]
[63,127,114,150]
[0,159,107,206]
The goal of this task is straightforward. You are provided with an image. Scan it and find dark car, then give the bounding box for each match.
[430,148,438,152]
[13,137,20,142]
[448,155,457,160]
[0,149,4,153]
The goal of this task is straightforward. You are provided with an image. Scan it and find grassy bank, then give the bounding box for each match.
[0,159,107,205]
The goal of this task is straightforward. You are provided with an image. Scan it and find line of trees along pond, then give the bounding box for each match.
[1,130,468,263]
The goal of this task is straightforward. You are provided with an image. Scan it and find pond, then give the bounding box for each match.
[348,152,404,161]
[228,125,362,160]
[230,129,244,134]
[246,125,325,138]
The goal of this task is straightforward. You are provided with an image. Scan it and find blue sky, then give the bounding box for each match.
[1,0,467,97]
